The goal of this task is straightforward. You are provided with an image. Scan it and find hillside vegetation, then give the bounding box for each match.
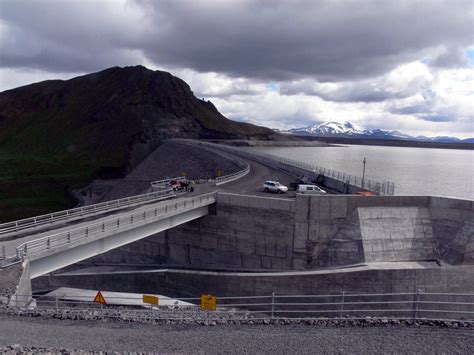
[0,66,279,221]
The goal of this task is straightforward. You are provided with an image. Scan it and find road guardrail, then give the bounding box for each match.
[0,188,182,237]
[16,192,217,261]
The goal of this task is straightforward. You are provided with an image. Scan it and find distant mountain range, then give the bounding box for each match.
[277,121,474,143]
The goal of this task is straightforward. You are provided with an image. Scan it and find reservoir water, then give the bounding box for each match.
[254,145,474,200]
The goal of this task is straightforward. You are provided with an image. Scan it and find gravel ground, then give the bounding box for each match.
[0,313,472,354]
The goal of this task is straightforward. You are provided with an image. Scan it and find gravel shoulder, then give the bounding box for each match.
[0,314,473,354]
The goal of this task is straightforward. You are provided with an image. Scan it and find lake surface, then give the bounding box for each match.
[253,145,474,200]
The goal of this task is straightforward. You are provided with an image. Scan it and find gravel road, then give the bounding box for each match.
[0,314,472,354]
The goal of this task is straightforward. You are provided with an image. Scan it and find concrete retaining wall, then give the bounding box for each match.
[82,194,473,271]
[37,265,474,299]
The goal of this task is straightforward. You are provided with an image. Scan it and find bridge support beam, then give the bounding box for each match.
[28,205,209,279]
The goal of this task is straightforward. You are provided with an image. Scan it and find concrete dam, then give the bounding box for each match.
[36,192,474,298]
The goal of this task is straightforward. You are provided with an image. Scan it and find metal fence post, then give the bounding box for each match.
[413,289,421,321]
[271,292,275,319]
[340,291,345,318]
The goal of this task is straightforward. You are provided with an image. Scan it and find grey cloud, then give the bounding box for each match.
[389,91,460,123]
[280,80,406,102]
[430,47,470,68]
[1,0,473,82]
[417,113,454,122]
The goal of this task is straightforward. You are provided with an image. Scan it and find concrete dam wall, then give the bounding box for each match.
[82,193,473,270]
[35,193,473,296]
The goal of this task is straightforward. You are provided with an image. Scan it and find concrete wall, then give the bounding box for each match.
[37,265,474,299]
[84,193,473,272]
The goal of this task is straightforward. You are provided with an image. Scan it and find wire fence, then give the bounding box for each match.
[180,139,395,195]
[262,154,395,195]
[15,192,217,261]
[7,291,474,323]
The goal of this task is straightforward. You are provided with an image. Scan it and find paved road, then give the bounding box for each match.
[0,314,472,354]
[0,156,296,260]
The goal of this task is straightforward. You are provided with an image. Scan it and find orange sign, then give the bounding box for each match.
[93,290,107,305]
[143,295,159,305]
[200,294,216,311]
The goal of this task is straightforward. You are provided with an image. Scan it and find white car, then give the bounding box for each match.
[296,184,326,195]
[263,181,288,194]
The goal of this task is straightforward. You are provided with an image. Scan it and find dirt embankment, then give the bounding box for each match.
[74,141,243,205]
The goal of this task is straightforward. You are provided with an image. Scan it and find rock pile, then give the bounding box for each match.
[1,305,472,328]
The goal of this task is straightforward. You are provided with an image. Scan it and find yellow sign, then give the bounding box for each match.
[93,290,107,305]
[143,295,159,305]
[201,294,217,311]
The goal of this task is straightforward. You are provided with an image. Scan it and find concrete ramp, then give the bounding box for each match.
[358,207,435,262]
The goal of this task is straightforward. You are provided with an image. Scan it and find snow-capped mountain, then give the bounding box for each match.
[279,121,471,143]
[290,121,365,136]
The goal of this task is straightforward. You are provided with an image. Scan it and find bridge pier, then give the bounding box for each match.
[9,260,32,307]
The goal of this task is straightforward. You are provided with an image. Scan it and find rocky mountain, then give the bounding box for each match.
[280,121,472,143]
[0,65,281,221]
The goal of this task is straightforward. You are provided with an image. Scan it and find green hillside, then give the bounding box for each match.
[0,66,279,221]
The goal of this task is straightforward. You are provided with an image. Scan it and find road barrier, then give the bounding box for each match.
[0,187,182,237]
[168,140,251,186]
[7,291,473,323]
[16,192,216,261]
[178,140,395,195]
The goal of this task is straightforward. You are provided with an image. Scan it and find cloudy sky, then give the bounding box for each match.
[1,0,473,138]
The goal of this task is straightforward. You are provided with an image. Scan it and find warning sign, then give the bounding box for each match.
[143,295,159,305]
[93,290,107,305]
[200,294,216,311]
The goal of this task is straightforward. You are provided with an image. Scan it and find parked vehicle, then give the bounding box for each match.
[296,184,326,195]
[263,181,288,194]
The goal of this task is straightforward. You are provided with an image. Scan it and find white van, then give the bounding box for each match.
[297,184,326,195]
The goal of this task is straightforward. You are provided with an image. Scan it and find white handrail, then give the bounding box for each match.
[0,187,182,236]
[16,192,217,261]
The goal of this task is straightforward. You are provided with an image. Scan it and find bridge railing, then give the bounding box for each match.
[16,192,216,261]
[9,291,474,323]
[0,187,182,237]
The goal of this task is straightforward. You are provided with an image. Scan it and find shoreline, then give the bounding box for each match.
[207,138,473,150]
